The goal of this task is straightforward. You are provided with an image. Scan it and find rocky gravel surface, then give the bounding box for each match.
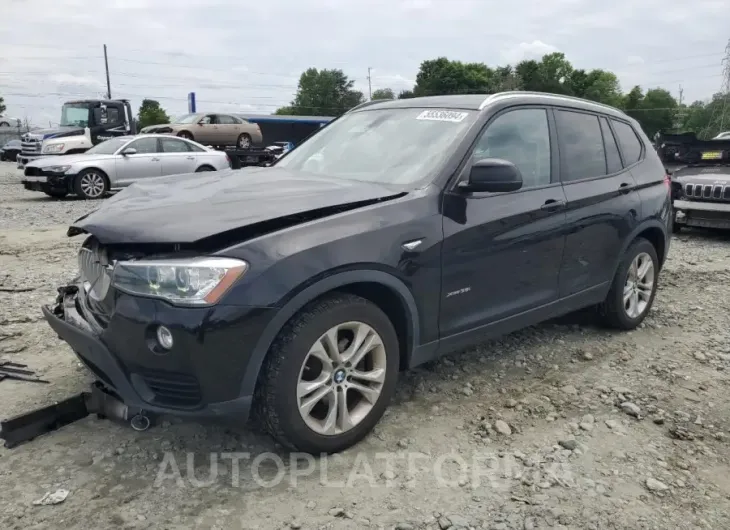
[2,161,730,529]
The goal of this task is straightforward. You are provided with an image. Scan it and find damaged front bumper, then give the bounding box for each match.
[42,284,255,424]
[674,199,730,230]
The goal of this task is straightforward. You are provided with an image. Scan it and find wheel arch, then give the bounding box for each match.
[240,269,420,398]
[195,164,215,172]
[74,166,110,190]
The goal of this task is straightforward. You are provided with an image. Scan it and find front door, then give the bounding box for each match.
[440,106,567,344]
[114,137,162,186]
[159,137,198,175]
[554,110,642,296]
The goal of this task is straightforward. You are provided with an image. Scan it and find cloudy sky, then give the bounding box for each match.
[0,0,727,126]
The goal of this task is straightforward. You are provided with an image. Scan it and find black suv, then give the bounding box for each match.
[44,92,671,453]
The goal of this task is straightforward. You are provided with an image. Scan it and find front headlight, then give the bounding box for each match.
[46,165,71,173]
[112,257,248,306]
[43,143,65,153]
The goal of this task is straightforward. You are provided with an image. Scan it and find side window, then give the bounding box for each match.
[187,142,205,152]
[200,115,214,125]
[127,137,158,154]
[230,116,243,124]
[106,107,120,124]
[218,115,235,125]
[160,138,191,153]
[600,117,622,173]
[611,119,643,166]
[555,110,606,181]
[473,108,551,189]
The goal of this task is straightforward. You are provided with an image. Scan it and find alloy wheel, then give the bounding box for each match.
[79,172,106,198]
[297,321,387,436]
[623,252,654,319]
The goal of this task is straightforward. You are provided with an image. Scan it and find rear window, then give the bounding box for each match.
[600,117,622,174]
[611,120,643,166]
[555,110,606,181]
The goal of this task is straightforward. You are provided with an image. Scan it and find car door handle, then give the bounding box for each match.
[619,182,634,194]
[540,199,566,211]
[150,157,160,162]
[186,156,194,160]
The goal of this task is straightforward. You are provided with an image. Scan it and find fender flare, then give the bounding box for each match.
[238,269,420,397]
[611,219,667,275]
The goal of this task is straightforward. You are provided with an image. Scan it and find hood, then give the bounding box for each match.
[673,166,730,184]
[26,126,85,140]
[29,153,111,167]
[141,124,174,133]
[70,167,406,244]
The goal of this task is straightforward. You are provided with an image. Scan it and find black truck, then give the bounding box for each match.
[17,99,136,169]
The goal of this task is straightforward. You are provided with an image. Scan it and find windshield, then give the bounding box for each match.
[85,137,129,155]
[276,108,477,185]
[60,103,91,127]
[173,114,199,124]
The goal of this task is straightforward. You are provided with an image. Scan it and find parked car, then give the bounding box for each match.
[712,131,730,140]
[0,139,21,161]
[671,155,730,231]
[21,134,230,199]
[43,92,671,454]
[140,113,263,149]
[0,115,21,127]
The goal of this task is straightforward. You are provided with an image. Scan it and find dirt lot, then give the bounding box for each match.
[1,161,730,530]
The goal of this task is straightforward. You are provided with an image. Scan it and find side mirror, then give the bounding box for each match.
[121,147,137,156]
[459,158,523,193]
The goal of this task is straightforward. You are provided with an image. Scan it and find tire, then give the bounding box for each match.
[177,131,194,141]
[44,190,68,199]
[254,293,400,454]
[237,133,252,149]
[0,122,9,127]
[195,165,215,172]
[74,169,109,200]
[598,237,659,330]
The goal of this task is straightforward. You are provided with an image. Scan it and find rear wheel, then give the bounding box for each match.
[254,293,400,454]
[74,169,109,200]
[195,165,215,172]
[177,131,194,141]
[598,238,658,330]
[237,133,252,149]
[0,121,9,127]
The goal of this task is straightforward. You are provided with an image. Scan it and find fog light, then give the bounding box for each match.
[676,210,686,220]
[156,325,173,350]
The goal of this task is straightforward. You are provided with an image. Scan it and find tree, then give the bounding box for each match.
[276,68,364,116]
[411,57,495,96]
[371,88,395,100]
[398,89,416,99]
[137,99,170,129]
[0,94,6,115]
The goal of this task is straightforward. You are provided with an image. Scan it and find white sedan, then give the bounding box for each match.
[20,134,231,199]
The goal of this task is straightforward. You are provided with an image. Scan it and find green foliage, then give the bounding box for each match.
[371,88,395,100]
[0,94,6,115]
[277,68,364,116]
[137,99,170,130]
[279,54,725,136]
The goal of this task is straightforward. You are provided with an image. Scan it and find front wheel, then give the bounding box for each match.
[254,293,400,454]
[598,238,659,330]
[74,169,109,199]
[177,131,194,141]
[237,133,252,149]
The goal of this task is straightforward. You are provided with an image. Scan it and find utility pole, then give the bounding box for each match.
[103,44,111,99]
[367,67,372,100]
[678,84,683,106]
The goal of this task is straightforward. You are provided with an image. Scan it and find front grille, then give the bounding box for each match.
[683,182,730,203]
[21,140,42,156]
[24,167,42,177]
[136,368,202,407]
[78,247,112,301]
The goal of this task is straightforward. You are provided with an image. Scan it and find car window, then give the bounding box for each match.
[200,115,215,125]
[218,115,235,125]
[600,117,622,174]
[127,137,159,154]
[472,108,551,189]
[160,138,191,153]
[611,119,643,166]
[555,110,606,181]
[105,107,120,125]
[186,142,205,152]
[230,116,243,124]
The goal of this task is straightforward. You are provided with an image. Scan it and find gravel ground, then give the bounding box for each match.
[2,160,730,530]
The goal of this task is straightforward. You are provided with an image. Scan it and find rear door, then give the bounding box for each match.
[114,137,162,186]
[196,114,219,144]
[159,137,198,175]
[555,109,642,297]
[217,114,239,146]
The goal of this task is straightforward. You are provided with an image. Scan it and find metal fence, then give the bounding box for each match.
[0,127,25,146]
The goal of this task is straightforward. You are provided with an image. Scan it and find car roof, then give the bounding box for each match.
[351,92,627,119]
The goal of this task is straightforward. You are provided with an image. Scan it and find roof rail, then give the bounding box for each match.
[481,91,625,114]
[346,100,386,113]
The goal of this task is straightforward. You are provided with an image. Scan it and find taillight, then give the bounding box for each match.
[225,153,232,167]
[664,173,671,191]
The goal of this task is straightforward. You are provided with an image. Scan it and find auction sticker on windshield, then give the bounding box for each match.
[416,110,469,123]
